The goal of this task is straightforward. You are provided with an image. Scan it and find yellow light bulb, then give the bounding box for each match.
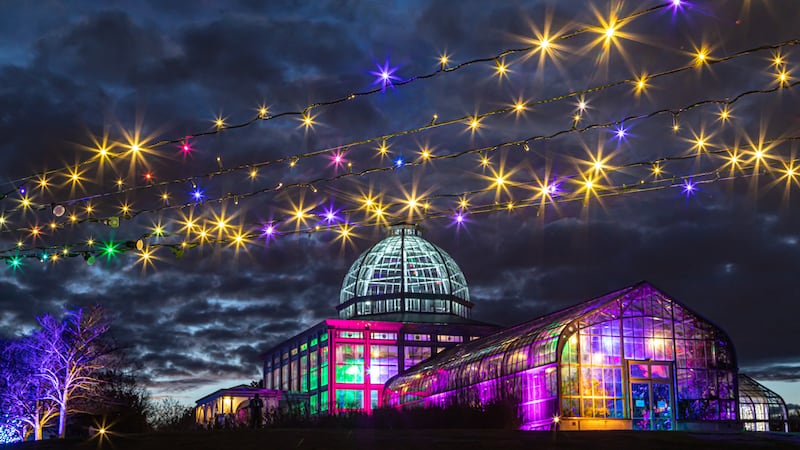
[250,168,258,178]
[481,157,490,167]
[87,239,95,246]
[593,160,603,171]
[495,176,505,186]
[440,55,449,65]
[49,222,57,230]
[514,102,525,112]
[720,109,729,120]
[540,38,550,50]
[495,60,507,75]
[161,193,169,200]
[217,219,227,229]
[215,118,225,128]
[604,26,615,39]
[70,214,78,222]
[259,107,268,117]
[469,117,480,129]
[86,205,93,213]
[585,179,594,189]
[421,149,430,160]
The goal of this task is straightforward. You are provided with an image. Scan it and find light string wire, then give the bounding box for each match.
[2,73,797,242]
[0,120,800,255]
[2,37,797,231]
[1,142,793,266]
[0,1,680,198]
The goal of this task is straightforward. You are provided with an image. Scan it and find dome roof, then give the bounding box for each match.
[338,224,472,321]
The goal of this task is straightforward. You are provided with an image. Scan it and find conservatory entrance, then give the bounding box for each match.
[629,361,674,430]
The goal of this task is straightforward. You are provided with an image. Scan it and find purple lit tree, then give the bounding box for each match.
[34,306,112,439]
[0,338,59,441]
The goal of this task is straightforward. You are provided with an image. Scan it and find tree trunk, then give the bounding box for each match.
[58,401,66,438]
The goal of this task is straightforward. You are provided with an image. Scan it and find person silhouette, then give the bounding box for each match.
[250,393,264,429]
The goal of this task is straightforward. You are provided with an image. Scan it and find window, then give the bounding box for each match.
[404,334,430,342]
[336,389,364,410]
[321,391,329,411]
[369,345,398,384]
[438,335,463,343]
[320,346,329,387]
[338,331,364,339]
[404,346,431,370]
[301,343,308,352]
[291,348,298,356]
[281,364,289,391]
[290,360,299,392]
[300,355,308,392]
[310,394,318,414]
[335,344,364,383]
[371,390,380,410]
[321,332,328,341]
[310,350,319,390]
[371,332,397,340]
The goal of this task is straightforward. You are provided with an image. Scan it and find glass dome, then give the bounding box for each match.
[338,224,472,321]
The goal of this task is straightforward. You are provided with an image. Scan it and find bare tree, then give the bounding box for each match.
[0,338,59,441]
[34,306,112,438]
[148,398,194,431]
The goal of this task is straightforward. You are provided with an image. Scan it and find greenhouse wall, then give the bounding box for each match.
[384,283,741,431]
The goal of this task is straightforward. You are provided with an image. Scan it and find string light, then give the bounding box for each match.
[5,12,800,266]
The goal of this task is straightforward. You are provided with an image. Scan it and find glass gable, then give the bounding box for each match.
[738,374,789,432]
[383,282,739,431]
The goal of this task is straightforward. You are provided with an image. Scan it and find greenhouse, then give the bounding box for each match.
[738,374,789,432]
[383,282,741,431]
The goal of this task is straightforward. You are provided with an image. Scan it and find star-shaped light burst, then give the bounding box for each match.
[681,178,697,198]
[371,60,400,90]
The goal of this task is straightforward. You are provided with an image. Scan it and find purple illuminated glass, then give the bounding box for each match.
[383,283,738,429]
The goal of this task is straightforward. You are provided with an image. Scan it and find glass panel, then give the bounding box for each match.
[369,345,398,384]
[320,346,329,387]
[300,355,308,392]
[336,389,364,410]
[650,364,669,379]
[404,346,431,371]
[630,364,649,378]
[631,382,651,430]
[652,383,672,430]
[320,391,329,411]
[371,390,380,410]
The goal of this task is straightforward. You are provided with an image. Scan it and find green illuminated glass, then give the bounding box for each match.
[300,355,308,392]
[336,389,364,410]
[320,346,329,387]
[335,344,364,383]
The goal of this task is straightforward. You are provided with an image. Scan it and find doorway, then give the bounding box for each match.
[628,361,673,430]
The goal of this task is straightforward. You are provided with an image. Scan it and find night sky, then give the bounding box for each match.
[1,0,799,407]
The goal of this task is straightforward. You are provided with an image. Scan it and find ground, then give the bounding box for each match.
[7,429,800,450]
